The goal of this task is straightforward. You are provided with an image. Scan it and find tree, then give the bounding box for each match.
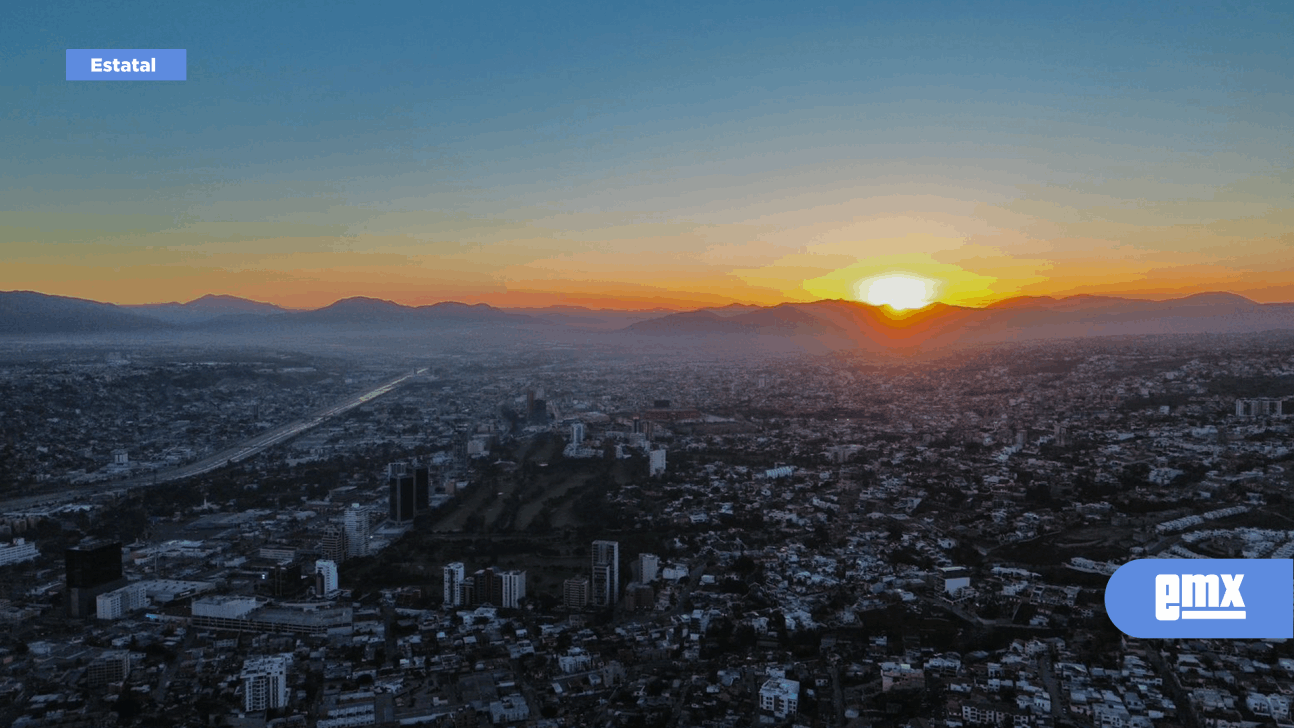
[114,687,142,723]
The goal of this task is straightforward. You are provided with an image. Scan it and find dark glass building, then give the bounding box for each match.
[66,540,123,589]
[389,473,416,522]
[413,465,430,511]
[65,541,127,617]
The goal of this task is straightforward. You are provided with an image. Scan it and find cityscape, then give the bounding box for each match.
[1,327,1293,726]
[5,0,1294,727]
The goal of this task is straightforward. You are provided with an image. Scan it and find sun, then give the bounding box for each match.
[856,273,939,310]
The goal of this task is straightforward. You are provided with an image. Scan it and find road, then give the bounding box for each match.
[1038,653,1064,723]
[1,368,428,511]
[179,368,427,476]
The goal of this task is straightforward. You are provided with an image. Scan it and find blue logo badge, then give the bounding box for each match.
[1105,559,1292,639]
[66,49,186,81]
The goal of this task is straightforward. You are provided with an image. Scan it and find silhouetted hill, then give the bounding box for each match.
[699,303,765,317]
[127,294,288,323]
[7,289,1294,352]
[293,296,413,324]
[288,297,535,327]
[0,291,172,334]
[625,293,1294,351]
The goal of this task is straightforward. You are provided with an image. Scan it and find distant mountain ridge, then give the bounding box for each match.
[290,297,535,326]
[126,294,289,323]
[5,289,1294,350]
[624,293,1294,351]
[0,291,535,334]
[0,290,170,334]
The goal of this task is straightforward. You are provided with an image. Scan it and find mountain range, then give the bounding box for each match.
[123,294,289,323]
[626,292,1294,351]
[5,289,1294,351]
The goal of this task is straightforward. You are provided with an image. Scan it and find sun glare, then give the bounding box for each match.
[857,273,939,310]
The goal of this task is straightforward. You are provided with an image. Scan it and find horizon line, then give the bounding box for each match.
[1,288,1281,315]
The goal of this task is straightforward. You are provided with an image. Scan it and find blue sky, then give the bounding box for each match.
[2,0,1292,308]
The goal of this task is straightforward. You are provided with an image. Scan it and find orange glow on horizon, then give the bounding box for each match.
[8,278,1293,312]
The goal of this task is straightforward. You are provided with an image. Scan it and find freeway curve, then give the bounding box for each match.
[2,368,429,511]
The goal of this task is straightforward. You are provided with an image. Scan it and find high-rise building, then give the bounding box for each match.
[458,576,477,607]
[446,565,526,609]
[344,505,370,559]
[649,448,667,477]
[413,464,430,511]
[66,540,123,588]
[591,540,620,607]
[530,398,549,425]
[65,541,127,617]
[637,553,660,584]
[321,525,346,564]
[242,655,290,712]
[563,576,589,610]
[387,461,431,519]
[389,473,416,522]
[570,422,585,446]
[473,568,503,607]
[253,559,304,598]
[498,570,526,609]
[315,560,339,595]
[443,562,465,607]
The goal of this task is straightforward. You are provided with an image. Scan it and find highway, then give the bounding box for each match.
[213,368,427,471]
[1,368,428,511]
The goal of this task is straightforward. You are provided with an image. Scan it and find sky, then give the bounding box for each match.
[2,0,1292,310]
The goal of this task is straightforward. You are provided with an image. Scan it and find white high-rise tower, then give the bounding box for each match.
[637,553,659,584]
[241,656,289,712]
[443,562,466,607]
[344,504,370,558]
[315,560,339,595]
[649,448,666,476]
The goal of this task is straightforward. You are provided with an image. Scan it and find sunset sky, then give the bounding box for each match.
[3,1,1292,310]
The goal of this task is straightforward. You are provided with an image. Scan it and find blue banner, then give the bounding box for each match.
[66,49,186,81]
[1106,559,1293,639]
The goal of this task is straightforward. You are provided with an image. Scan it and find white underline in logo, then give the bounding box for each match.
[1181,610,1246,619]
